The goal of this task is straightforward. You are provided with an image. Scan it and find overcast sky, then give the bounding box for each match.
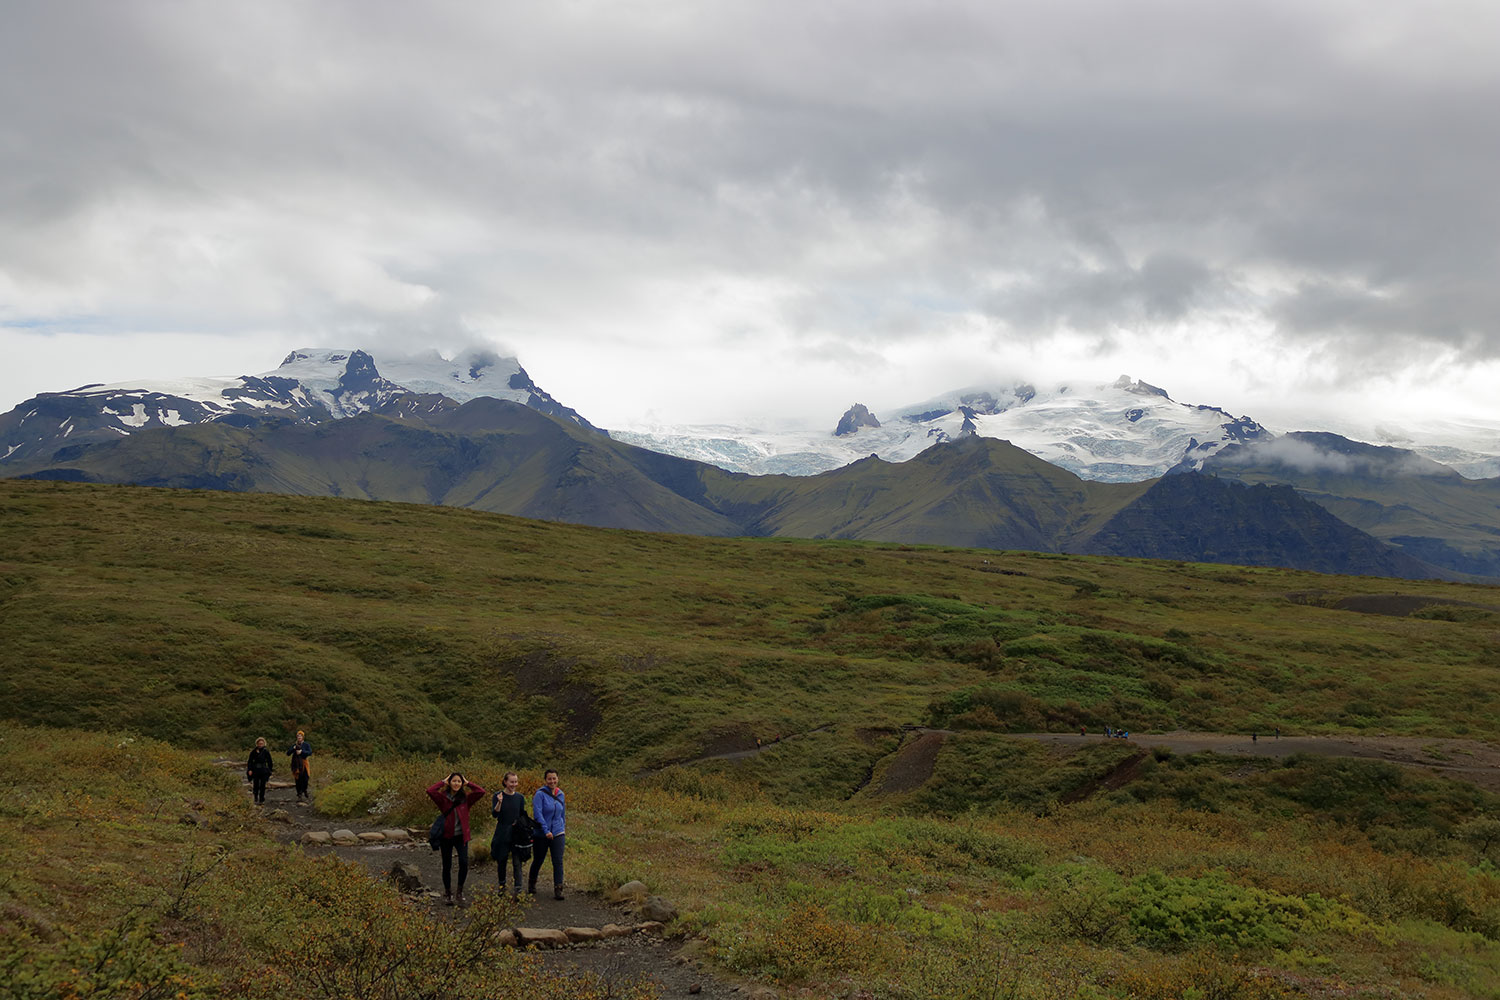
[4,1,1499,432]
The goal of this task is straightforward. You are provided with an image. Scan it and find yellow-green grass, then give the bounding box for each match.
[7,479,1500,994]
[3,479,1499,780]
[0,724,655,999]
[13,725,1498,998]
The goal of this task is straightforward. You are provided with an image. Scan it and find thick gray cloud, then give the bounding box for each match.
[2,0,1498,425]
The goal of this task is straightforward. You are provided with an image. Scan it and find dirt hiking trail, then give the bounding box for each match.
[243,778,753,1000]
[1020,730,1500,793]
[232,729,1500,996]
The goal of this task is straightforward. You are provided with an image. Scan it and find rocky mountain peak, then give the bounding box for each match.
[1112,375,1171,399]
[834,403,882,437]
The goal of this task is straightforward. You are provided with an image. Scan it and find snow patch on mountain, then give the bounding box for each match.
[0,347,592,468]
[613,376,1274,482]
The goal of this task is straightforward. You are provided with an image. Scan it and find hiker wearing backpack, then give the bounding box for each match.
[528,769,566,900]
[490,771,534,898]
[426,773,487,907]
[287,731,313,801]
[246,737,274,803]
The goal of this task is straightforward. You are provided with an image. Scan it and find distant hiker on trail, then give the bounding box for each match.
[529,769,566,900]
[246,737,274,804]
[287,731,313,801]
[490,771,533,899]
[427,773,486,907]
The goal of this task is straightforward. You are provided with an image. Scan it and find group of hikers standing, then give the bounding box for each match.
[245,731,566,907]
[244,730,313,804]
[425,768,566,907]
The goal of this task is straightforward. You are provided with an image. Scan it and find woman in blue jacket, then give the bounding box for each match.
[528,768,566,900]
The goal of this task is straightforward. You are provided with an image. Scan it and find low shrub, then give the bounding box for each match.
[1122,871,1371,951]
[313,777,384,817]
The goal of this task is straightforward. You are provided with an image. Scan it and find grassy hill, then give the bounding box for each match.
[1207,432,1500,577]
[3,478,1497,776]
[7,399,1446,577]
[7,479,1500,997]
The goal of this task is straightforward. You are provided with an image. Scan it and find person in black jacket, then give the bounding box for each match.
[287,731,313,801]
[490,771,531,898]
[246,737,274,803]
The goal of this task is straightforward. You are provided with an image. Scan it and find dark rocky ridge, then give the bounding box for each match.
[834,403,882,436]
[3,400,1461,580]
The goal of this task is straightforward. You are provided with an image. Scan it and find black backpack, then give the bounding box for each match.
[490,795,535,860]
[510,805,536,859]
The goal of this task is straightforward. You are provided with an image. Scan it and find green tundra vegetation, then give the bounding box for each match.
[4,478,1500,997]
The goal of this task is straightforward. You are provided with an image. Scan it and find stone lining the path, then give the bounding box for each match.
[300,827,416,846]
[283,811,679,954]
[499,921,668,949]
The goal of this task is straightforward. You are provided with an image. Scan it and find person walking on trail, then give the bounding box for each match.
[287,731,313,801]
[528,768,567,900]
[490,771,532,899]
[427,773,486,907]
[246,737,274,804]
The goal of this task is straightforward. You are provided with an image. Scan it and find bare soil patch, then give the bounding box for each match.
[873,730,947,795]
[1286,591,1496,617]
[1061,751,1148,804]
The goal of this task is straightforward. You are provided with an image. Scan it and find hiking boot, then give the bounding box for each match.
[526,880,536,896]
[553,886,564,900]
[455,891,466,907]
[443,893,454,907]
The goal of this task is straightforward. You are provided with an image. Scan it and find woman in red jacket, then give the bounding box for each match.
[426,772,486,906]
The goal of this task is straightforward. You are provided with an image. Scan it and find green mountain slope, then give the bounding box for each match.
[6,399,1446,578]
[699,435,1150,548]
[1204,432,1500,576]
[1078,472,1438,578]
[3,479,1499,768]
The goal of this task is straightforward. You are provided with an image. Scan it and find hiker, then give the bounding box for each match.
[490,771,532,898]
[246,737,274,804]
[287,731,313,801]
[427,773,486,906]
[529,768,566,900]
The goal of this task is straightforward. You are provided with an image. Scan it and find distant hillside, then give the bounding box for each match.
[1204,432,1500,577]
[2,480,1497,769]
[3,398,1447,579]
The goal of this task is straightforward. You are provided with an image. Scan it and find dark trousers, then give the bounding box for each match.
[440,835,469,894]
[499,848,525,893]
[529,833,564,889]
[294,770,309,798]
[251,773,269,802]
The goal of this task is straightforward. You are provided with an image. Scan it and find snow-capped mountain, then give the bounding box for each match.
[0,348,594,467]
[7,349,1498,486]
[613,376,1272,482]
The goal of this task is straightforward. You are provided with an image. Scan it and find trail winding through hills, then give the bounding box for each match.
[244,778,751,1000]
[1018,730,1500,794]
[685,726,1500,799]
[232,728,1500,997]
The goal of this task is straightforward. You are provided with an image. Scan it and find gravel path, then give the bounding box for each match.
[1018,730,1500,792]
[243,779,756,999]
